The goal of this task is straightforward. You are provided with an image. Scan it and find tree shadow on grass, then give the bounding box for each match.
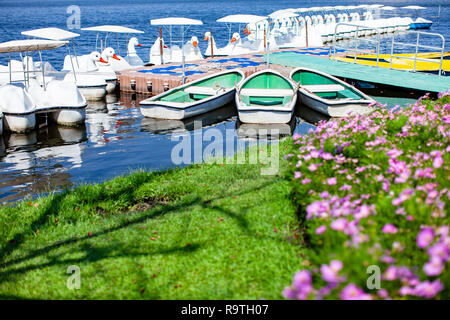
[0,176,289,288]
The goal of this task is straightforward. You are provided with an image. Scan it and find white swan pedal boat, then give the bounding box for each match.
[0,39,87,133]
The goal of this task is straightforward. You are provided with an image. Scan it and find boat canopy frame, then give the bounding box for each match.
[216,14,267,43]
[0,39,74,90]
[150,17,203,84]
[81,25,144,56]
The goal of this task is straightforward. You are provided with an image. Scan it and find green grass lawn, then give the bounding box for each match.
[0,140,304,299]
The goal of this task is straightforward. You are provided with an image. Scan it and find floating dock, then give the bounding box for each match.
[267,52,450,93]
[117,48,338,95]
[117,48,449,96]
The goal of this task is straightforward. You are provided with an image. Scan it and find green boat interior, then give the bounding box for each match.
[240,72,294,107]
[156,72,243,103]
[292,70,364,100]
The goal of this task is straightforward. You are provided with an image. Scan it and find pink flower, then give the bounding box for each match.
[315,225,327,235]
[294,171,302,179]
[417,227,434,249]
[321,260,343,283]
[433,156,443,169]
[284,270,313,300]
[327,177,337,185]
[423,256,444,276]
[383,265,397,281]
[331,218,347,232]
[382,224,398,234]
[427,243,449,261]
[292,270,312,289]
[413,280,443,298]
[340,283,372,300]
[292,133,301,140]
[382,179,390,192]
[377,289,389,299]
[301,178,311,185]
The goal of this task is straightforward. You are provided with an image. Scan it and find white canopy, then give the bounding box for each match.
[81,25,144,33]
[150,17,203,26]
[380,6,397,11]
[0,39,68,53]
[333,6,347,10]
[368,4,384,9]
[356,5,370,9]
[269,10,299,20]
[307,7,324,12]
[217,14,266,24]
[402,6,426,10]
[345,5,358,10]
[21,27,80,41]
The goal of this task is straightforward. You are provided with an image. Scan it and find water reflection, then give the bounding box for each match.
[236,117,297,140]
[140,103,237,135]
[0,124,87,202]
[0,93,343,203]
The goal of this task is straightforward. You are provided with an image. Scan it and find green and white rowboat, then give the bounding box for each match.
[290,67,375,117]
[139,69,245,120]
[235,69,297,124]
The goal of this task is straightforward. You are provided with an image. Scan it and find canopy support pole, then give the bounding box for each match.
[66,44,77,83]
[25,51,29,88]
[159,27,164,65]
[266,23,270,68]
[116,33,120,56]
[38,50,46,91]
[210,28,214,58]
[8,53,11,84]
[181,25,185,84]
[72,40,79,68]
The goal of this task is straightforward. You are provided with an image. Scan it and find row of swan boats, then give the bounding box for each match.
[0,39,89,135]
[139,67,375,124]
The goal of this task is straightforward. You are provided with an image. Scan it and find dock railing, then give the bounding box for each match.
[387,31,445,76]
[331,23,381,67]
[331,24,446,76]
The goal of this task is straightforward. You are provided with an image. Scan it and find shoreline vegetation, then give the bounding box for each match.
[0,93,449,299]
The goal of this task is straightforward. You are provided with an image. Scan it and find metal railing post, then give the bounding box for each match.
[389,34,395,69]
[413,33,420,73]
[353,27,358,64]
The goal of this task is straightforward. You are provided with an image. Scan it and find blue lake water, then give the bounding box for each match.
[0,0,448,202]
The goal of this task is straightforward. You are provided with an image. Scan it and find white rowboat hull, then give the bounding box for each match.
[140,89,235,120]
[299,90,373,117]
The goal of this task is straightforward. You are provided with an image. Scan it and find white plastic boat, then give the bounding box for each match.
[149,17,204,65]
[21,27,108,101]
[0,109,4,136]
[290,67,375,117]
[0,39,87,133]
[81,25,145,72]
[235,69,297,124]
[140,69,245,119]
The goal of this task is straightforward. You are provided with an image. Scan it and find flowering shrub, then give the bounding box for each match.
[284,95,449,300]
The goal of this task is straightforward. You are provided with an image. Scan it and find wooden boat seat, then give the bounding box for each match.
[184,86,217,96]
[239,88,294,97]
[302,84,345,93]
